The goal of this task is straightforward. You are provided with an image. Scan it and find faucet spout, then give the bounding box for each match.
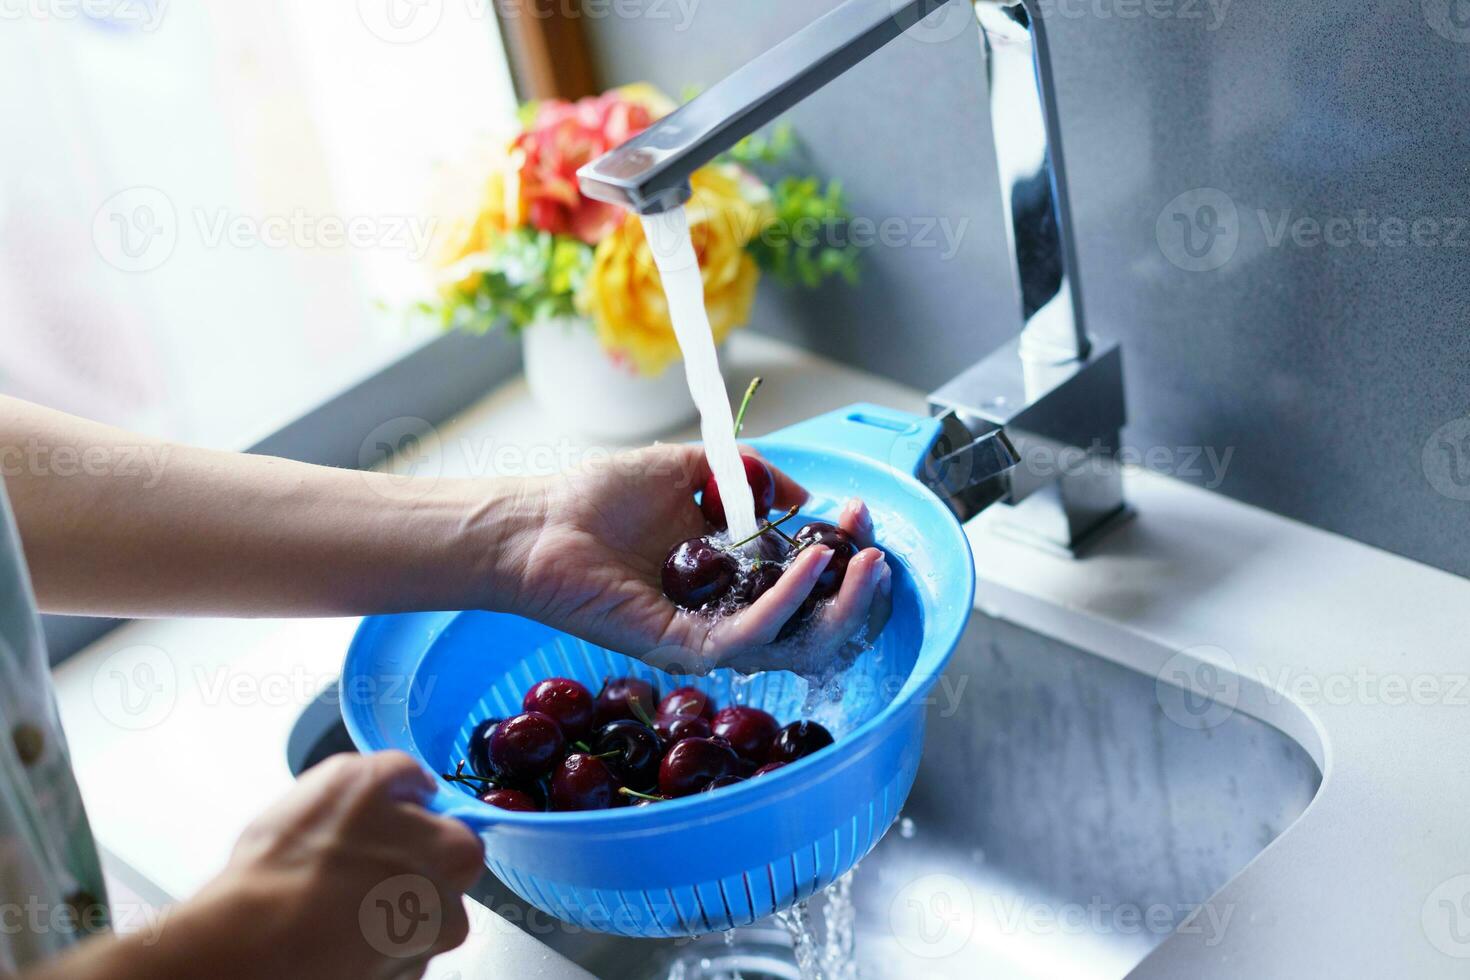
[578,0,1129,555]
[577,0,956,213]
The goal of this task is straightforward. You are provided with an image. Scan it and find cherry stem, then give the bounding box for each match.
[630,698,657,729]
[764,513,801,547]
[618,787,668,802]
[733,376,762,437]
[444,760,504,789]
[725,504,801,552]
[591,750,622,761]
[573,740,592,753]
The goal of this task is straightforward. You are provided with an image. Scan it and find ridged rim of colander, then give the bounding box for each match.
[342,436,975,828]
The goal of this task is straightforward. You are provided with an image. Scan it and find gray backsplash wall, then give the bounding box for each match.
[584,0,1470,579]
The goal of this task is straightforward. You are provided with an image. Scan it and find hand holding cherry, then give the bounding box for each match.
[504,377,890,673]
[651,378,893,669]
[659,490,891,670]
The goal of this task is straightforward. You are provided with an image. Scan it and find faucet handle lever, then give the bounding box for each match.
[921,410,1020,519]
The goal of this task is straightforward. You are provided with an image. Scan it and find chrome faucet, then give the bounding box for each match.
[579,0,1129,555]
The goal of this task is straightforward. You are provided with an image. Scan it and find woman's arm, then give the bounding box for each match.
[1,396,539,618]
[2,395,887,671]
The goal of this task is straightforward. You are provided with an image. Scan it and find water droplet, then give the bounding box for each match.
[820,870,859,980]
[773,900,825,980]
[898,816,917,839]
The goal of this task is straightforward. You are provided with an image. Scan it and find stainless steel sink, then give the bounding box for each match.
[290,610,1321,979]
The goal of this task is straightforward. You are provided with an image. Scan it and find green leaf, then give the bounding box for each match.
[725,121,797,168]
[745,171,862,290]
[420,229,595,335]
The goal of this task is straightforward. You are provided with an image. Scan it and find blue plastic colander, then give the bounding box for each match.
[340,403,975,937]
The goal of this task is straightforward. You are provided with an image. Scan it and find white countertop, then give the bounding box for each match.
[51,331,1470,977]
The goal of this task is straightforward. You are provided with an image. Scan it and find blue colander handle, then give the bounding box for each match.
[427,785,503,830]
[762,403,942,478]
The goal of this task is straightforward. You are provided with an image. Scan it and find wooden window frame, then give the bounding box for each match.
[495,0,600,100]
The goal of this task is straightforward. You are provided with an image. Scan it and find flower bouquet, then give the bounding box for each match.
[425,84,859,439]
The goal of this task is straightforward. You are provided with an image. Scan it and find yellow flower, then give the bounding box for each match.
[611,82,677,118]
[427,138,526,293]
[581,164,771,376]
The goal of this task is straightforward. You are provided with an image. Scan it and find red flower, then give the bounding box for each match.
[514,90,661,244]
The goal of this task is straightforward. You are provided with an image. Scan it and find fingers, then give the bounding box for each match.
[396,807,485,893]
[361,751,439,804]
[702,498,889,662]
[645,442,810,514]
[739,445,809,510]
[867,560,894,636]
[645,443,711,496]
[388,962,431,980]
[837,498,875,548]
[364,808,480,968]
[714,545,832,650]
[767,464,809,511]
[321,753,483,890]
[277,752,434,833]
[810,547,887,647]
[644,441,809,512]
[383,889,471,978]
[434,892,472,958]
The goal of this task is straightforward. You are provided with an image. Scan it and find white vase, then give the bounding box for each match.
[521,316,699,441]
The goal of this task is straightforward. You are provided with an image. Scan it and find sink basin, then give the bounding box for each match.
[290,610,1320,979]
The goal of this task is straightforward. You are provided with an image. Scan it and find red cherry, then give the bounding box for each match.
[793,522,859,599]
[480,788,539,811]
[711,706,780,764]
[487,711,565,781]
[700,455,777,529]
[522,678,594,742]
[661,538,738,610]
[653,712,712,744]
[593,677,658,727]
[549,753,617,811]
[659,737,739,798]
[702,774,745,792]
[767,720,835,764]
[658,686,715,721]
[591,720,663,791]
[733,561,784,606]
[466,717,502,778]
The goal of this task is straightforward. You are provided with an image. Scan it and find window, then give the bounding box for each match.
[0,0,519,448]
